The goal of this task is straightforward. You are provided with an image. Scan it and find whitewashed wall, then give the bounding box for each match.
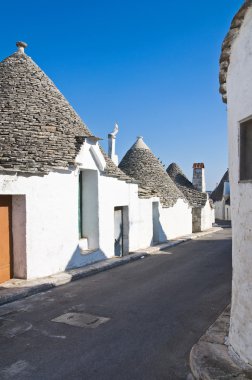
[226,6,252,365]
[0,139,193,281]
[200,201,214,231]
[214,200,225,220]
[0,170,88,279]
[225,205,231,221]
[159,199,192,240]
[98,176,192,255]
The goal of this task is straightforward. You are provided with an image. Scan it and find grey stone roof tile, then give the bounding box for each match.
[219,0,252,103]
[119,137,187,208]
[210,170,229,202]
[0,50,93,173]
[0,47,129,180]
[167,162,207,208]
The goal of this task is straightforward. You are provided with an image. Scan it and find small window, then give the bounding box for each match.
[240,119,252,181]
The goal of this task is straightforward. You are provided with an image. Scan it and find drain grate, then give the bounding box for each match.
[52,312,110,328]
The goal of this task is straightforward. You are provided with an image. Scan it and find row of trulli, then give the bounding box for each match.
[0,42,214,283]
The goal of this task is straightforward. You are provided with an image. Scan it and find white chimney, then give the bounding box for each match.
[193,163,206,192]
[108,122,119,166]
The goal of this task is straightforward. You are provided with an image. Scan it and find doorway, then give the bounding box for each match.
[114,207,123,257]
[152,202,160,244]
[0,196,13,283]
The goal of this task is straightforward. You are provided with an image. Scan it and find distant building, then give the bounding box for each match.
[210,170,231,221]
[167,163,214,232]
[219,0,252,366]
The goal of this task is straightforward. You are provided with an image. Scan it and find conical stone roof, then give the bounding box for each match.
[0,46,94,173]
[119,137,187,208]
[167,162,207,208]
[0,43,130,180]
[210,170,229,202]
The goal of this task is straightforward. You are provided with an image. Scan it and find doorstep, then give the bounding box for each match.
[0,226,223,307]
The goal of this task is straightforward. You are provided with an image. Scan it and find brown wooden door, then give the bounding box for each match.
[0,196,13,283]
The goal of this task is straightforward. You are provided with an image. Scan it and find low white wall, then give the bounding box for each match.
[98,174,193,255]
[159,199,192,240]
[227,6,252,365]
[200,201,214,231]
[214,200,225,220]
[225,205,231,221]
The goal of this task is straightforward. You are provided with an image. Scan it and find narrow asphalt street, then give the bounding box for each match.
[0,229,232,380]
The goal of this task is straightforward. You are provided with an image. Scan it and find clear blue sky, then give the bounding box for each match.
[0,0,244,189]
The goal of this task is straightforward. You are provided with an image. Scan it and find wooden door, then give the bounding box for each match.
[114,207,123,257]
[0,196,13,283]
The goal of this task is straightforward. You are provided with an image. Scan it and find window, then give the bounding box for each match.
[240,119,252,181]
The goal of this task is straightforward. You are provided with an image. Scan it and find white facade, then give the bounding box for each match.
[226,6,252,365]
[0,138,193,280]
[200,200,215,231]
[214,199,231,221]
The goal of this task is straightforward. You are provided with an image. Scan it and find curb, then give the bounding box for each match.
[190,305,252,379]
[0,227,223,307]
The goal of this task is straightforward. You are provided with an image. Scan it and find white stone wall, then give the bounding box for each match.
[159,199,192,240]
[98,176,193,254]
[226,7,252,365]
[225,205,231,221]
[0,170,86,279]
[200,201,214,231]
[0,139,193,281]
[214,200,225,220]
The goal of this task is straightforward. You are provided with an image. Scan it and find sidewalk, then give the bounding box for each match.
[0,227,222,307]
[190,306,252,379]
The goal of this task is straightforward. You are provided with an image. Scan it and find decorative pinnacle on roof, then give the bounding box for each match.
[132,136,150,150]
[16,41,28,54]
[119,138,186,208]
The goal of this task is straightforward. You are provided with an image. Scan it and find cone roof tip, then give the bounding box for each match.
[16,41,28,48]
[131,135,149,150]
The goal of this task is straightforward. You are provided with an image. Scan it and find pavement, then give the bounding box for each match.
[0,227,222,307]
[0,228,232,380]
[189,219,252,380]
[190,306,252,379]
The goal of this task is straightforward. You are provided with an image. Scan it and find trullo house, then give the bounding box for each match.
[218,0,252,366]
[119,136,192,242]
[0,42,152,282]
[167,162,214,232]
[0,42,201,284]
[210,170,231,221]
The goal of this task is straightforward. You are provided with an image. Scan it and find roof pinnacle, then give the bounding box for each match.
[16,41,28,54]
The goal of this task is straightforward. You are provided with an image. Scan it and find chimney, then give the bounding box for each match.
[108,122,119,166]
[193,163,206,192]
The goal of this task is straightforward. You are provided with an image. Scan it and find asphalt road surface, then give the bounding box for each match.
[0,229,232,380]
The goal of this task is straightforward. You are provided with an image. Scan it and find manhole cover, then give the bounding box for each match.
[52,312,110,328]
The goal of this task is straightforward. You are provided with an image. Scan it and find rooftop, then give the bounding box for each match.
[219,0,252,103]
[210,170,229,202]
[119,137,187,208]
[167,162,207,208]
[0,42,130,181]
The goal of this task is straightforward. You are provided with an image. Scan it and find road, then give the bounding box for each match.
[0,229,232,380]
